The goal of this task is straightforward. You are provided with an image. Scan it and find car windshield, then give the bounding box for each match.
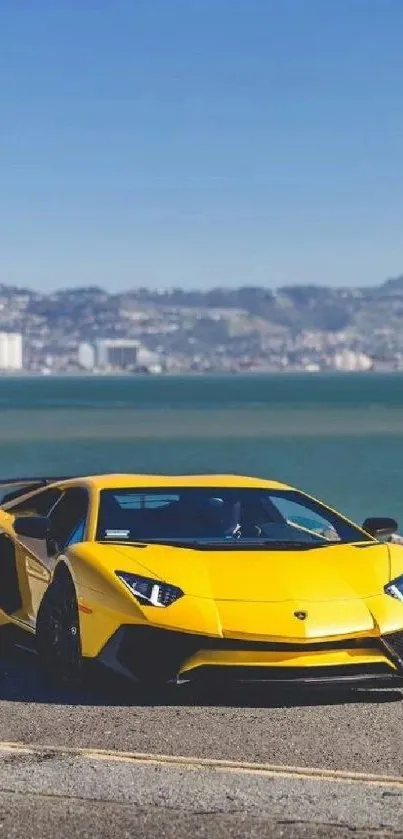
[96,487,370,547]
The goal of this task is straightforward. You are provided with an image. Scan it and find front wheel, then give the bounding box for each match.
[36,571,82,685]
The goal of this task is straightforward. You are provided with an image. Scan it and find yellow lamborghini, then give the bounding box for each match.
[1,472,403,690]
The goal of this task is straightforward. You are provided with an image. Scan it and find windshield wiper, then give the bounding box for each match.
[190,539,330,550]
[143,538,332,550]
[99,537,340,550]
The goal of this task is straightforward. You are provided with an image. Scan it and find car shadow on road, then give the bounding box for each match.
[0,651,401,709]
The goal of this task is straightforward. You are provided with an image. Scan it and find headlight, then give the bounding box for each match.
[116,572,184,607]
[384,575,403,603]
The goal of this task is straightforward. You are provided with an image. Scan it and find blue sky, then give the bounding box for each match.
[1,0,403,291]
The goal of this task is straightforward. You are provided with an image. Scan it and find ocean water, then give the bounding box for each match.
[0,373,403,526]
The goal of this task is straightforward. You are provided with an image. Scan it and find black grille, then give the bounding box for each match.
[111,625,382,682]
[198,636,380,652]
[383,632,403,667]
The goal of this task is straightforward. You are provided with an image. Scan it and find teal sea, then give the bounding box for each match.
[0,373,403,526]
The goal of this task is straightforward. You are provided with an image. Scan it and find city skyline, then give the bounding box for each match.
[1,1,403,292]
[0,278,403,375]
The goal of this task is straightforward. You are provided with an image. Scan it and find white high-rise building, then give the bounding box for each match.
[0,333,23,371]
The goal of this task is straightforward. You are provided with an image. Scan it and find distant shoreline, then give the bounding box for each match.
[0,369,403,379]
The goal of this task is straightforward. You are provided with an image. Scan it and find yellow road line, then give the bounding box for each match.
[0,741,402,790]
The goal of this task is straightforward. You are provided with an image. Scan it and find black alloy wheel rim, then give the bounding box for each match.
[42,596,80,676]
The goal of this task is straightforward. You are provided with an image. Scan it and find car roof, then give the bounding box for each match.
[63,473,291,491]
[0,473,292,510]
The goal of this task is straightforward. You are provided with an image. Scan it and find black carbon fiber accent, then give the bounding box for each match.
[383,631,403,667]
[184,664,394,683]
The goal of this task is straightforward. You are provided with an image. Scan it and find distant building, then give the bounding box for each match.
[333,350,373,372]
[136,346,162,373]
[78,342,96,371]
[95,339,139,370]
[0,332,23,371]
[78,339,139,371]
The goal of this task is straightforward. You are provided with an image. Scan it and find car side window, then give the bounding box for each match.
[48,488,89,553]
[6,488,62,518]
[66,518,86,547]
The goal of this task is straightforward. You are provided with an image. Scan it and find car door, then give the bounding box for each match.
[12,487,89,623]
[0,487,63,623]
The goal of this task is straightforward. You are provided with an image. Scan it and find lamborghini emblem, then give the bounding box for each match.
[294,611,307,621]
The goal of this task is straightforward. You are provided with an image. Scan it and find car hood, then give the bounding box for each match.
[110,541,391,603]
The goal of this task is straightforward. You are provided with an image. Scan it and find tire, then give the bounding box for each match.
[36,570,82,685]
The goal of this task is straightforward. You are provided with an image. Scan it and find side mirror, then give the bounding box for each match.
[362,517,398,540]
[13,515,49,540]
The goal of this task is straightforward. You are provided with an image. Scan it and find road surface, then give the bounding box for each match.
[1,647,402,838]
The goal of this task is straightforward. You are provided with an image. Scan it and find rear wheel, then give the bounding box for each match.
[36,570,82,684]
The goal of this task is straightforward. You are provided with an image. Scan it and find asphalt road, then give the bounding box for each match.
[1,647,403,838]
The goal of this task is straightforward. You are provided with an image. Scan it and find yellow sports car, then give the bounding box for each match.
[1,472,403,689]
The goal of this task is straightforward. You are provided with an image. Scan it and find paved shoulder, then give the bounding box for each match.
[1,652,403,837]
[1,742,403,839]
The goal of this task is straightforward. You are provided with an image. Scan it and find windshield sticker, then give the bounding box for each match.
[105,529,130,539]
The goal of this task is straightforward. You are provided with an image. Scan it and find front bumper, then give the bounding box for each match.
[96,625,403,687]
